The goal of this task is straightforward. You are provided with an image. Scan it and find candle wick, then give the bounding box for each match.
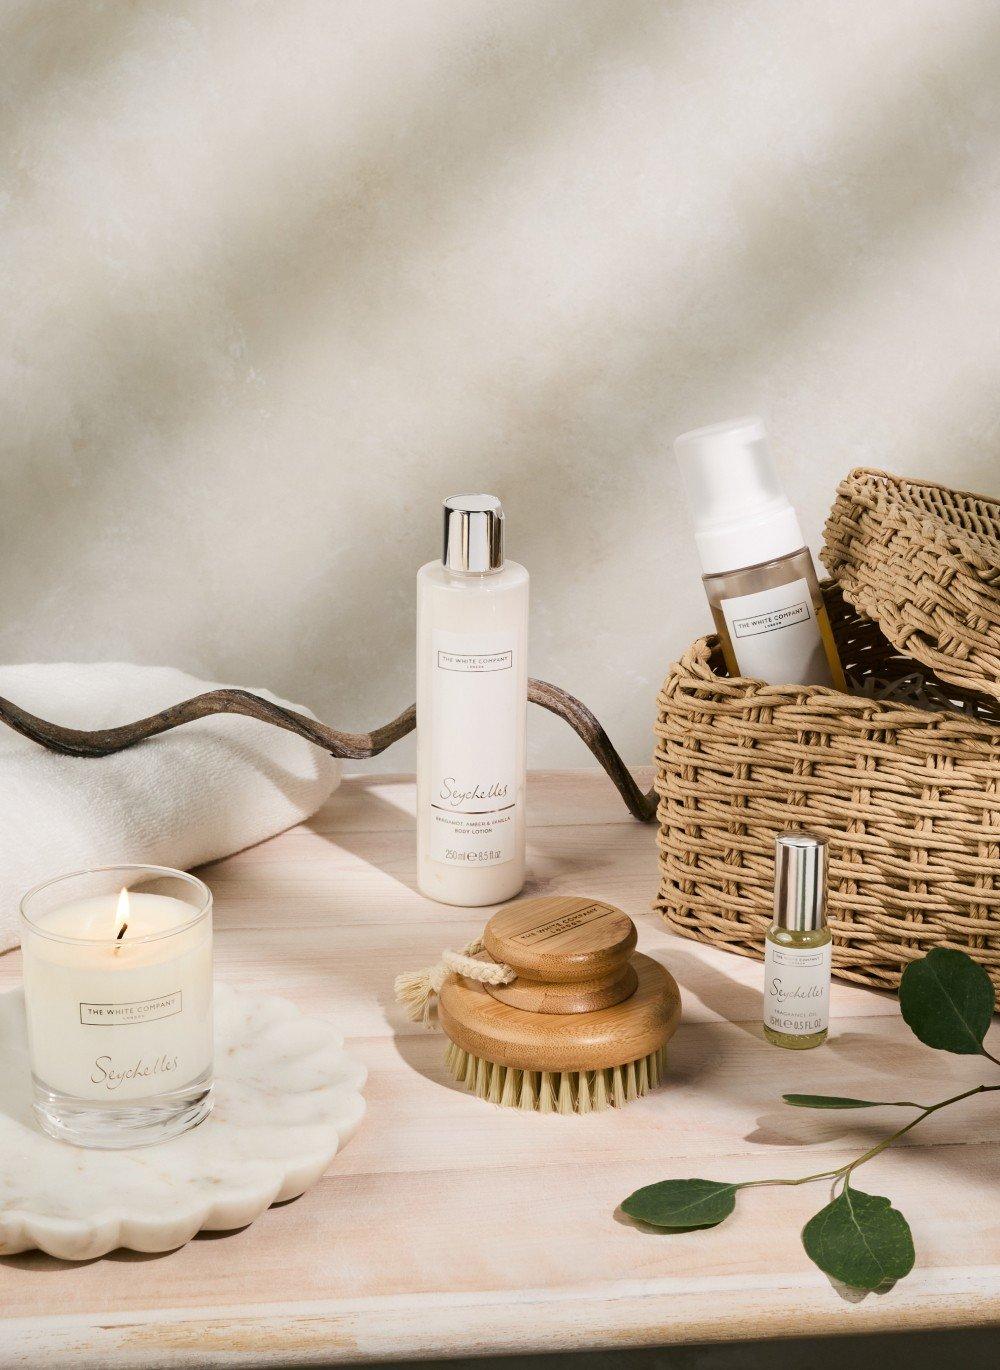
[114,921,128,953]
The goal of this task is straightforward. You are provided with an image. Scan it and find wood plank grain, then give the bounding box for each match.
[0,769,995,1368]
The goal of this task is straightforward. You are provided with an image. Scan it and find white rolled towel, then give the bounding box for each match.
[0,664,342,951]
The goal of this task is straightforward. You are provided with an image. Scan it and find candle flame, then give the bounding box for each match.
[114,887,130,941]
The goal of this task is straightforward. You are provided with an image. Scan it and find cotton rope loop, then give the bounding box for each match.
[393,939,516,1025]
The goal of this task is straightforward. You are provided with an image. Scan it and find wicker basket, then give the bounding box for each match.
[655,584,1000,993]
[822,468,1000,703]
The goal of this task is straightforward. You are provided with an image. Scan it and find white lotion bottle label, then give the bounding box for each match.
[720,577,834,686]
[764,942,831,1036]
[429,630,518,867]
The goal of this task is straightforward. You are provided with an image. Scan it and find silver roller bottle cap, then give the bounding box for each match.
[442,494,504,573]
[773,832,828,932]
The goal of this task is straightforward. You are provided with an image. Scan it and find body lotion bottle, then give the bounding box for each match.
[417,495,528,906]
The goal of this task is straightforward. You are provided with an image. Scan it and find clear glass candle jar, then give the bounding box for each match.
[20,865,213,1149]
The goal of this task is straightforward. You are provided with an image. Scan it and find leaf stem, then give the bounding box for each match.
[841,1082,1000,1181]
[739,1168,844,1190]
[739,1082,1000,1197]
[855,1100,930,1110]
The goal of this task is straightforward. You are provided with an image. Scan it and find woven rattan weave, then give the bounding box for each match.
[822,468,1000,703]
[655,584,1000,993]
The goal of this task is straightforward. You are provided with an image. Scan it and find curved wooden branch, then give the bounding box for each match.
[526,680,656,822]
[0,687,416,763]
[0,680,657,823]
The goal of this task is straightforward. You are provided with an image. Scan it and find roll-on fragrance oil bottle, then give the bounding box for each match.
[673,418,846,689]
[417,495,528,906]
[763,832,831,1049]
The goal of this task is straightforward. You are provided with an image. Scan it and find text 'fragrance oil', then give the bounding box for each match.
[416,495,528,906]
[764,832,832,1049]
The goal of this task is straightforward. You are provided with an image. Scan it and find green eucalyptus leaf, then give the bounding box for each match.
[899,948,994,1055]
[783,1094,888,1109]
[620,1178,737,1230]
[802,1187,915,1291]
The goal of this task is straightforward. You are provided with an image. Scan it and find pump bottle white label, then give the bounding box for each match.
[428,629,518,867]
[720,577,834,686]
[764,941,831,1036]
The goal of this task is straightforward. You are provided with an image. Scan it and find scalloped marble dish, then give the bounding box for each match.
[0,983,366,1260]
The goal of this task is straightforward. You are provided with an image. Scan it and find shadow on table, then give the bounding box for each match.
[390,1020,469,1098]
[658,942,763,1037]
[302,775,424,900]
[0,1244,177,1271]
[322,1329,999,1370]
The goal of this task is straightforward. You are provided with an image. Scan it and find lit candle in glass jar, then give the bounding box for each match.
[20,866,213,1149]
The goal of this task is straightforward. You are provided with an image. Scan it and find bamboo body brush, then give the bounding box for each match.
[397,896,680,1114]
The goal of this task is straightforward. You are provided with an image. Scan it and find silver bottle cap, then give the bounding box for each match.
[442,494,504,572]
[773,831,828,932]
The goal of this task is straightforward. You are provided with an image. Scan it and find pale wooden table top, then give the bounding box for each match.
[1,769,998,1367]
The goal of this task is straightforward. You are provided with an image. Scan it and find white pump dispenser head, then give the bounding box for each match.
[673,417,805,576]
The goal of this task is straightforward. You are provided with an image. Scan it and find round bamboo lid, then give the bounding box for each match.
[483,896,637,983]
[438,954,680,1073]
[480,895,639,1014]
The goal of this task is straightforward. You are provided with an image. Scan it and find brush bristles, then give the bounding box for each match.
[444,1043,666,1113]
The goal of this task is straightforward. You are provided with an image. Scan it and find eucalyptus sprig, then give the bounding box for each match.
[620,948,999,1293]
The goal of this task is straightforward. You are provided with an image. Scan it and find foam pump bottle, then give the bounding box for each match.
[673,417,846,689]
[417,495,528,906]
[764,832,832,1049]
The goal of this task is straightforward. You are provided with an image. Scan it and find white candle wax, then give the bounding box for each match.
[22,891,213,1102]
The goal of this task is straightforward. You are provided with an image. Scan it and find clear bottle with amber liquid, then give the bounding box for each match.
[763,832,831,1049]
[673,417,846,690]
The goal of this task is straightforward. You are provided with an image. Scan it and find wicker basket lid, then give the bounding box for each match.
[821,467,1000,701]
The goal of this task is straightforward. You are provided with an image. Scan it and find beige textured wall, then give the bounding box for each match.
[2,0,999,772]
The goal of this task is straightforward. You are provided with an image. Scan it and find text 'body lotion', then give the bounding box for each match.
[417,495,528,906]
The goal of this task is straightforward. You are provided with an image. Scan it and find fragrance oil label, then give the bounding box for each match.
[764,942,831,1036]
[720,578,834,686]
[430,629,518,867]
